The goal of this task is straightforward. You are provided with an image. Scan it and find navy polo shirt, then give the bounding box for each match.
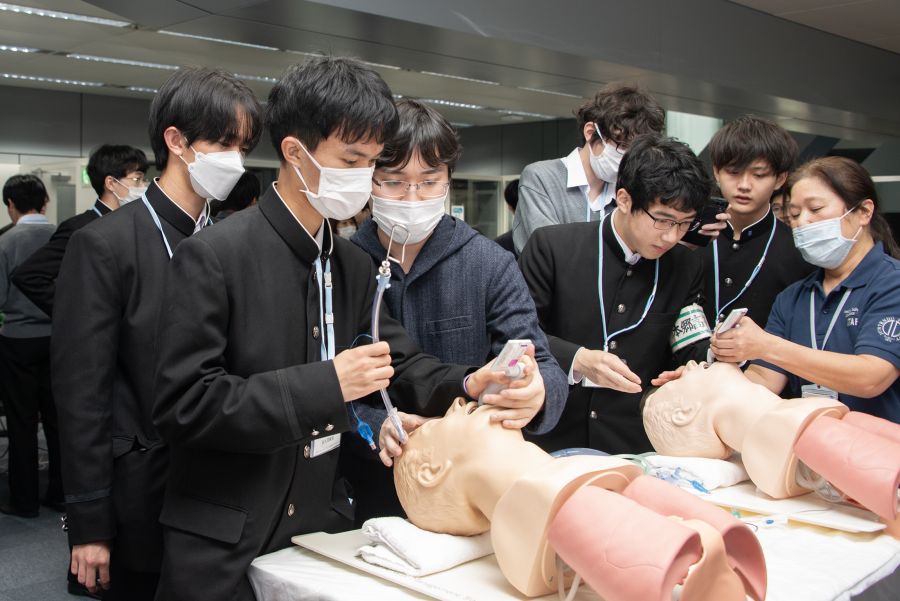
[755,242,900,422]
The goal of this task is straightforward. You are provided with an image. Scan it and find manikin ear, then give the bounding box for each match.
[416,459,453,488]
[671,397,699,427]
[163,126,188,159]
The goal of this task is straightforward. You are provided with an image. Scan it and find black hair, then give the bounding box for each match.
[149,67,262,170]
[267,56,398,159]
[709,115,797,174]
[212,172,260,216]
[616,134,711,214]
[504,179,519,212]
[376,99,461,175]
[575,83,665,147]
[86,144,149,196]
[3,174,47,213]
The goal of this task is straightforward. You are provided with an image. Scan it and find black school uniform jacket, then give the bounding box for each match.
[51,182,199,571]
[150,184,472,597]
[12,199,112,316]
[519,219,709,454]
[700,211,814,326]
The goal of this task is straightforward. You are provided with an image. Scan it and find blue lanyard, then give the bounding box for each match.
[140,194,211,259]
[597,213,659,352]
[713,211,777,321]
[92,206,103,217]
[314,255,336,361]
[585,181,611,222]
[809,288,851,351]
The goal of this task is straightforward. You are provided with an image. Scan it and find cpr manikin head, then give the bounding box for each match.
[642,361,746,458]
[394,398,525,536]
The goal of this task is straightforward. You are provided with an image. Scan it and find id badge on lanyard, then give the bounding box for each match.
[801,384,839,400]
[309,254,340,458]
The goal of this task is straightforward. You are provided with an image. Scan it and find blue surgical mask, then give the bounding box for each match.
[792,208,860,269]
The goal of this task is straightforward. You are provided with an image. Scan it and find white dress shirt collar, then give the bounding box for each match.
[610,209,641,265]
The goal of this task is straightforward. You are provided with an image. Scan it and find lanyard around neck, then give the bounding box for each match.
[597,213,659,352]
[92,205,103,217]
[809,288,851,351]
[314,255,335,361]
[713,211,777,321]
[141,195,212,259]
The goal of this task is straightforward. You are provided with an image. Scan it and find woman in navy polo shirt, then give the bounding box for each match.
[711,156,900,422]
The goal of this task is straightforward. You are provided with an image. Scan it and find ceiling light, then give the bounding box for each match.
[126,86,158,94]
[450,122,473,128]
[498,109,556,119]
[421,71,499,86]
[158,30,279,52]
[0,72,103,87]
[285,49,321,57]
[0,44,38,53]
[0,3,131,27]
[518,86,582,98]
[364,61,402,71]
[235,73,278,83]
[419,98,484,110]
[67,53,179,70]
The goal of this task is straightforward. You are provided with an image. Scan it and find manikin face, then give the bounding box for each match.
[394,398,522,535]
[714,159,786,222]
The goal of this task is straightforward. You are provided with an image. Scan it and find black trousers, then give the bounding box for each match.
[0,334,62,511]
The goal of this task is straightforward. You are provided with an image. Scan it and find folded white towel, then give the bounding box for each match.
[357,516,493,577]
[645,454,749,491]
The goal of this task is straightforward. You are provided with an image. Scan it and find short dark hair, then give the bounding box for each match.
[267,56,398,159]
[376,99,461,175]
[504,179,519,212]
[149,67,262,170]
[3,174,47,213]
[575,83,665,147]
[709,115,797,174]
[212,172,260,216]
[86,144,149,196]
[616,134,711,214]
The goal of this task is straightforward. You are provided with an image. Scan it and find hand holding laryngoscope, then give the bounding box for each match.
[478,340,532,405]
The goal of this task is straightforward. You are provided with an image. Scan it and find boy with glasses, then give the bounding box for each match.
[520,135,714,454]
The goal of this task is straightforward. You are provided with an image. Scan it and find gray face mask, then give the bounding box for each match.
[792,208,860,269]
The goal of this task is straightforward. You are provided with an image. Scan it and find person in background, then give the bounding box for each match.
[331,217,358,239]
[708,157,900,423]
[512,84,665,254]
[698,115,813,329]
[211,171,260,220]
[494,178,519,255]
[349,99,567,523]
[52,67,261,599]
[12,144,148,317]
[0,174,60,520]
[771,186,788,224]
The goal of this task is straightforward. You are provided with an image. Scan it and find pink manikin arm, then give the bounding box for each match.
[679,520,747,601]
[623,475,767,601]
[547,485,702,601]
[842,411,900,445]
[794,414,900,522]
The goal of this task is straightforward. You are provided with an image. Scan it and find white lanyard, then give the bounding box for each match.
[92,205,103,217]
[314,256,335,361]
[597,213,659,352]
[713,211,777,320]
[809,288,851,351]
[140,194,211,259]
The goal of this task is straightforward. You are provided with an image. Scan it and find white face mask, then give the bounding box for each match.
[336,224,357,239]
[587,123,624,184]
[293,141,374,221]
[112,178,148,204]
[792,208,860,269]
[179,145,245,200]
[372,193,447,244]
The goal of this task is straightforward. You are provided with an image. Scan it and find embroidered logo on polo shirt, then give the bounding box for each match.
[844,306,859,327]
[876,317,900,343]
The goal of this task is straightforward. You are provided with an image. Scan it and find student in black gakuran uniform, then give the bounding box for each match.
[52,68,262,600]
[12,144,149,318]
[151,56,546,601]
[520,135,715,454]
[699,116,813,328]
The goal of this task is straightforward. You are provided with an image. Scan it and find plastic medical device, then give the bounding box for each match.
[478,339,531,405]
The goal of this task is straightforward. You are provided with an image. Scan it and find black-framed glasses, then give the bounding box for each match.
[641,207,694,233]
[372,178,450,199]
